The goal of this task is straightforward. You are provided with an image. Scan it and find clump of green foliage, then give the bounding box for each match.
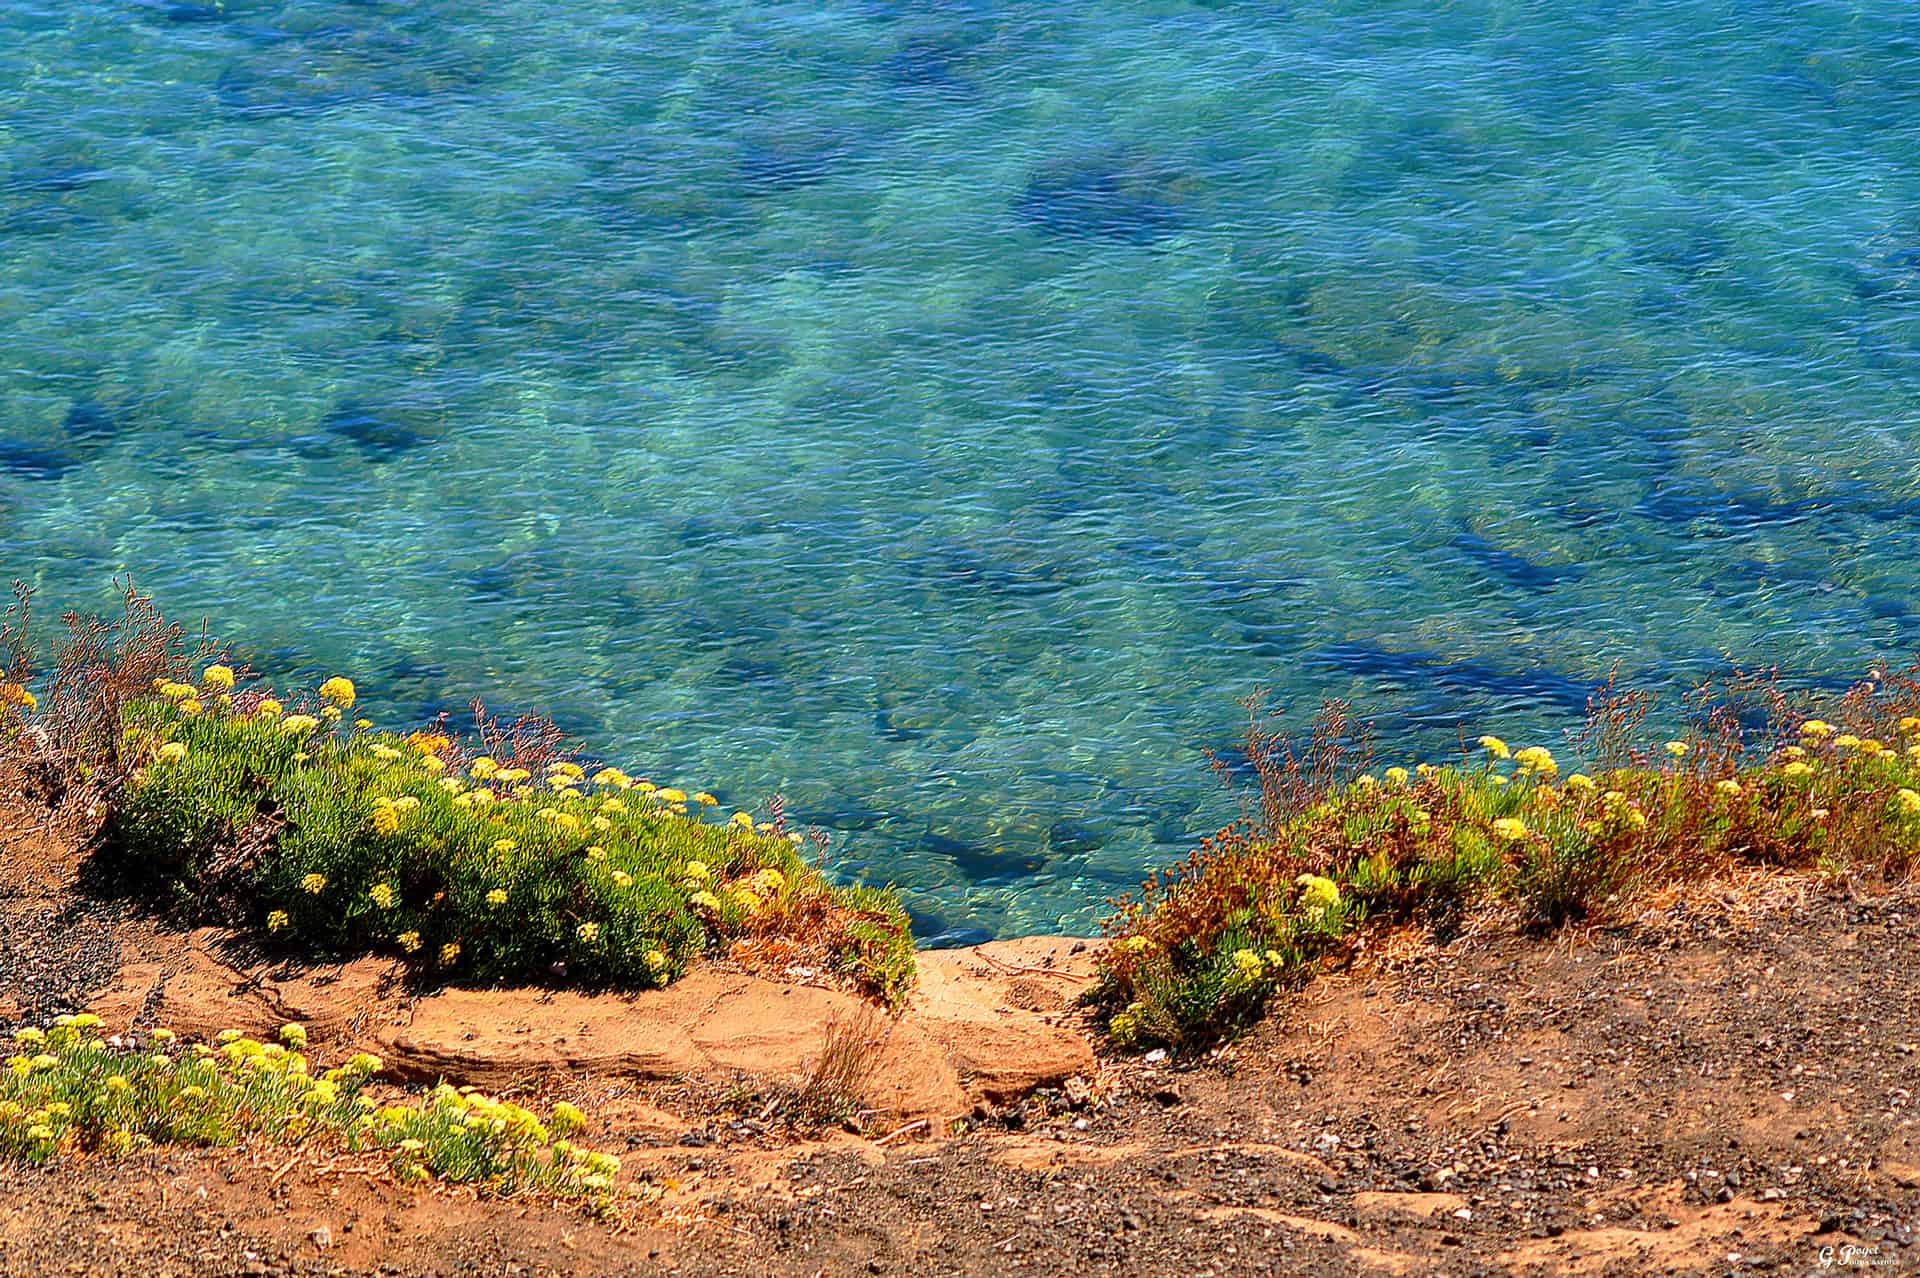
[1096,672,1920,1054]
[2,1015,619,1204]
[115,679,912,1000]
[0,583,914,1004]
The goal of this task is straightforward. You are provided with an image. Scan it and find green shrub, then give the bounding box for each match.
[1095,676,1920,1054]
[98,670,912,1003]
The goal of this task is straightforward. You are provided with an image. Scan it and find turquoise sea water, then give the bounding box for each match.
[4,2,1920,938]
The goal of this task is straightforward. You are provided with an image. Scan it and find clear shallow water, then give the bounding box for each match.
[4,1,1920,939]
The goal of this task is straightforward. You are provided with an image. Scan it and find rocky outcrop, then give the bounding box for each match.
[90,932,1101,1121]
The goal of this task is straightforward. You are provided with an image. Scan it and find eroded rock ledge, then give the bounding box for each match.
[93,933,1103,1120]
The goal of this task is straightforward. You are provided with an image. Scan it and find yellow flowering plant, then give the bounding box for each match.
[1096,670,1920,1054]
[0,1017,617,1205]
[103,664,913,1003]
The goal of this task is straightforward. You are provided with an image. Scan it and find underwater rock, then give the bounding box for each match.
[1310,641,1599,717]
[879,39,978,101]
[925,831,1047,883]
[735,133,846,197]
[711,654,786,690]
[62,397,123,442]
[790,799,890,832]
[1636,479,1812,532]
[1451,530,1584,594]
[0,441,82,481]
[0,393,131,480]
[1045,819,1102,858]
[214,60,353,119]
[1,149,146,237]
[918,542,1086,601]
[131,0,281,23]
[213,20,485,120]
[319,398,438,460]
[1630,219,1731,282]
[919,925,996,950]
[1015,149,1187,243]
[873,704,927,743]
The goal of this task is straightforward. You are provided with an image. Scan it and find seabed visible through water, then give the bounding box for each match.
[3,0,1919,937]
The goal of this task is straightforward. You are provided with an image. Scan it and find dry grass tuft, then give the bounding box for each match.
[787,1007,891,1129]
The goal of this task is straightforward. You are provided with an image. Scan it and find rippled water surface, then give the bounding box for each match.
[4,1,1920,936]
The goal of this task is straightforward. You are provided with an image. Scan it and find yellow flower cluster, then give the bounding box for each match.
[1295,873,1340,913]
[124,663,872,998]
[1513,745,1557,779]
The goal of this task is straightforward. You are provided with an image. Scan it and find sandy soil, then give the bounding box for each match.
[1,794,1916,1277]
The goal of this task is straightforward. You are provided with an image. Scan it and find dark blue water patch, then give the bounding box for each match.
[923,830,1048,884]
[6,164,114,196]
[0,440,83,481]
[318,398,438,461]
[211,18,488,120]
[789,799,891,833]
[1701,557,1841,601]
[877,38,979,101]
[1636,478,1920,537]
[1309,642,1601,718]
[145,0,280,26]
[911,908,995,949]
[1015,149,1188,243]
[734,132,848,198]
[1339,110,1503,200]
[63,397,124,443]
[374,647,448,687]
[1,154,146,237]
[873,702,926,743]
[1044,819,1103,859]
[917,542,1087,601]
[0,393,133,480]
[1451,529,1585,595]
[1629,218,1732,283]
[129,0,284,25]
[460,556,522,598]
[675,514,774,551]
[710,654,788,692]
[213,59,352,118]
[1851,233,1920,304]
[918,926,996,949]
